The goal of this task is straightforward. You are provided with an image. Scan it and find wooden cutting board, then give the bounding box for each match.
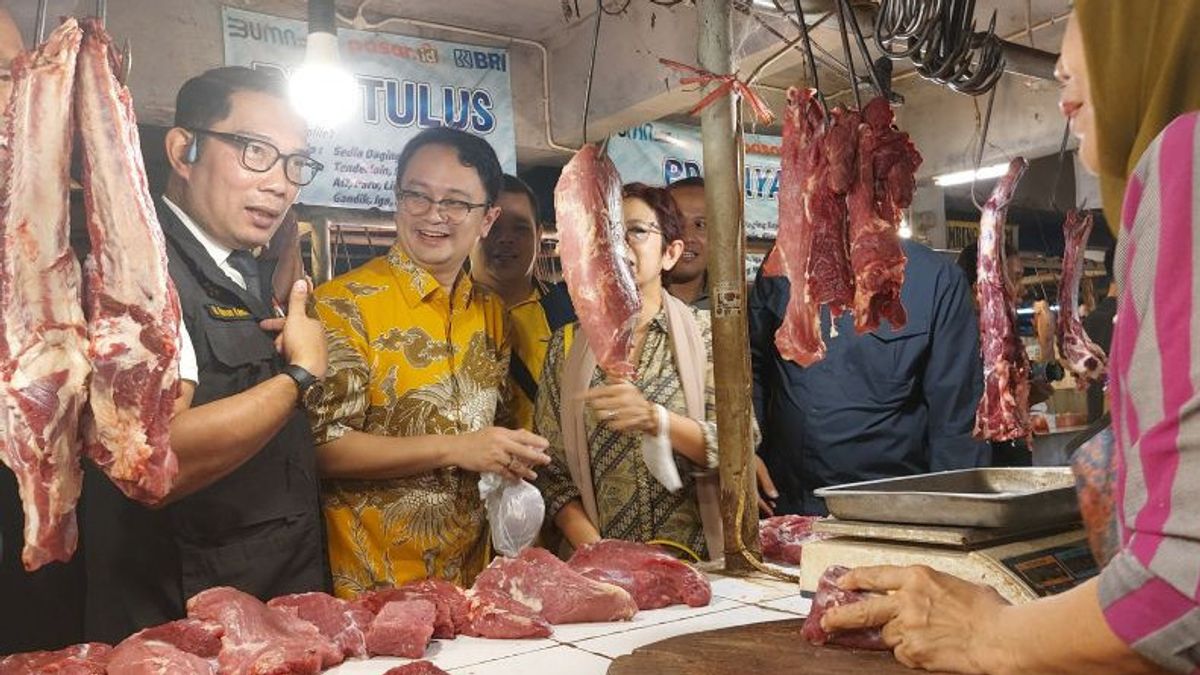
[607,618,946,674]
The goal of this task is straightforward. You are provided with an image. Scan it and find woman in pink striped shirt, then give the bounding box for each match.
[821,3,1200,673]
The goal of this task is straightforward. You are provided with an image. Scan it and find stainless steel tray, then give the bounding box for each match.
[813,467,1079,529]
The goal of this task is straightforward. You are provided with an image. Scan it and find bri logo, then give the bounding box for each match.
[453,48,507,72]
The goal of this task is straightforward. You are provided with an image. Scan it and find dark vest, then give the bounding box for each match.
[81,201,328,643]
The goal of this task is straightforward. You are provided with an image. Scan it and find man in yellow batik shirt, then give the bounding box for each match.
[469,174,575,431]
[308,128,551,598]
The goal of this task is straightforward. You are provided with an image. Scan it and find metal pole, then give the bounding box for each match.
[309,216,333,285]
[696,0,761,574]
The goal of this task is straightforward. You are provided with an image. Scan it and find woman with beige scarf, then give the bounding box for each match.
[533,182,723,560]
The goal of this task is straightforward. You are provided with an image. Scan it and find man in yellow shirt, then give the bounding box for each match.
[469,175,575,431]
[308,128,550,598]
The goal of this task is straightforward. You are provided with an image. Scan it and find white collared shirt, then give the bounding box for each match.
[162,196,249,290]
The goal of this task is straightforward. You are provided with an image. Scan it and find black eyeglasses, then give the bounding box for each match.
[396,189,490,224]
[187,128,324,186]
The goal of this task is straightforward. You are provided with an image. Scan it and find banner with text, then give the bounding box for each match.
[222,7,516,210]
[606,121,781,240]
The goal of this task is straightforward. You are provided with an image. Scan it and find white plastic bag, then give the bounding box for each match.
[479,472,546,557]
[641,403,683,492]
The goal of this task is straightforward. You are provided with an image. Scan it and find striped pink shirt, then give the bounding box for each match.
[1101,111,1200,674]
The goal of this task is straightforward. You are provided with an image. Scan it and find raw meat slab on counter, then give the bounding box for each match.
[567,539,711,609]
[472,546,638,624]
[106,618,222,673]
[0,18,90,572]
[800,565,888,650]
[554,144,642,379]
[459,589,553,639]
[382,661,451,675]
[357,579,468,639]
[187,586,343,673]
[759,515,828,566]
[0,642,111,675]
[76,18,181,505]
[269,592,374,658]
[366,600,436,659]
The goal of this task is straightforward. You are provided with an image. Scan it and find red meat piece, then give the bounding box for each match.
[567,539,711,609]
[365,600,436,659]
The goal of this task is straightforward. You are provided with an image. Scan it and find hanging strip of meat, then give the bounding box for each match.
[1056,210,1108,386]
[766,87,829,366]
[76,18,181,504]
[555,144,641,379]
[973,158,1032,442]
[805,107,857,318]
[847,97,920,334]
[0,19,89,570]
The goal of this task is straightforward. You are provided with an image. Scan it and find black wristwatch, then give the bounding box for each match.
[282,364,319,396]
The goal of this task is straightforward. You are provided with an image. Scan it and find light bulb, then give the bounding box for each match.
[289,33,357,128]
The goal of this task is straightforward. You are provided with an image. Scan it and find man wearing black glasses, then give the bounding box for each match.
[306,128,550,597]
[81,66,331,641]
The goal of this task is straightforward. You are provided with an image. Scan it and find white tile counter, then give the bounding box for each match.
[325,571,809,675]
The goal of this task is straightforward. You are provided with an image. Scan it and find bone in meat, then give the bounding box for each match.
[973,158,1032,442]
[1056,210,1108,386]
[76,18,181,504]
[0,19,89,571]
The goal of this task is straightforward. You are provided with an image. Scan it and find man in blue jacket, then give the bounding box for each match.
[750,240,990,515]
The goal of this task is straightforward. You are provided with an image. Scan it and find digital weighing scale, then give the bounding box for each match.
[797,467,1100,603]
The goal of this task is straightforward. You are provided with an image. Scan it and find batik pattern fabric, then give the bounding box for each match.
[309,246,510,598]
[534,307,718,558]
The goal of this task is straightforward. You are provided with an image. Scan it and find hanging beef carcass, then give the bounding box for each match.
[763,87,829,366]
[0,19,90,571]
[1056,210,1107,385]
[555,144,641,378]
[76,18,181,504]
[973,158,1032,442]
[847,97,920,333]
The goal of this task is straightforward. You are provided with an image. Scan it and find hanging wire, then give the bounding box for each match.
[840,0,888,101]
[1048,120,1073,213]
[582,0,603,145]
[789,0,828,116]
[969,82,998,211]
[832,0,862,109]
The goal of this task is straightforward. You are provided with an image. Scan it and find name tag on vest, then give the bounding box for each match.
[205,304,253,321]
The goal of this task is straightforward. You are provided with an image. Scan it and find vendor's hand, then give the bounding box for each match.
[822,565,1011,674]
[580,380,657,435]
[451,427,550,482]
[260,280,327,377]
[755,456,779,517]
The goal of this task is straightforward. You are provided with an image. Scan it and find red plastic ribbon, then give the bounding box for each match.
[659,58,776,126]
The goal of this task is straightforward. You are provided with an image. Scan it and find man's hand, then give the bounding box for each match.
[581,380,657,435]
[755,456,779,516]
[822,565,1011,673]
[449,427,550,482]
[260,279,327,377]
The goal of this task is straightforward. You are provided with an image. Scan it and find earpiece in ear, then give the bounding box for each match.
[185,137,199,164]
